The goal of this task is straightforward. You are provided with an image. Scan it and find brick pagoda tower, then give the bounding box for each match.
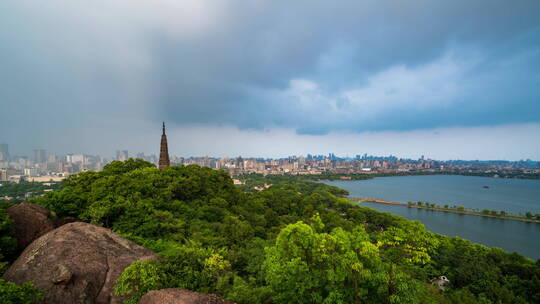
[159,122,170,170]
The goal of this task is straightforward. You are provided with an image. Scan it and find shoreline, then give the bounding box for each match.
[312,171,540,181]
[348,197,540,224]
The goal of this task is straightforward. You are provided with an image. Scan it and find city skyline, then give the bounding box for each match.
[1,140,539,163]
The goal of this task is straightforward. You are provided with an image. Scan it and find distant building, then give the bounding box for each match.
[24,168,39,177]
[0,143,9,161]
[232,179,244,185]
[33,149,47,163]
[0,169,8,182]
[72,154,84,163]
[24,176,65,182]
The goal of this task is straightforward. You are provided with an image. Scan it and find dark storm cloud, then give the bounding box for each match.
[146,0,540,133]
[0,0,539,154]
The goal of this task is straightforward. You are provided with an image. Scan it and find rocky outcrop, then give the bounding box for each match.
[6,202,56,252]
[138,289,235,304]
[3,222,157,304]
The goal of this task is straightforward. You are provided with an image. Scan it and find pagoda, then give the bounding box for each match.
[159,122,170,170]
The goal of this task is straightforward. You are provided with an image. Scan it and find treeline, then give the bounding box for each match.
[407,201,540,222]
[454,171,540,180]
[237,170,540,185]
[305,171,439,181]
[0,159,538,303]
[0,181,62,198]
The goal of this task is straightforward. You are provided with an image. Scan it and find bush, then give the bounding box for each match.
[115,243,232,304]
[0,279,42,304]
[114,260,166,304]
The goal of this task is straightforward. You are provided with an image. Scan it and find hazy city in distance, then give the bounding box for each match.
[1,140,539,183]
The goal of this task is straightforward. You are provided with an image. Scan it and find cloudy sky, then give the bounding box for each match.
[1,0,539,159]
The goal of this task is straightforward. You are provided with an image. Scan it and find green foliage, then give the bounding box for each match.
[0,207,16,272]
[115,243,232,304]
[114,260,165,304]
[428,237,540,303]
[236,174,349,196]
[377,221,439,303]
[223,276,273,304]
[0,181,61,198]
[263,219,383,303]
[32,160,540,304]
[0,279,42,304]
[160,243,231,293]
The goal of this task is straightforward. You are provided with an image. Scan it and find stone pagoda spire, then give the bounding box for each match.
[159,122,170,170]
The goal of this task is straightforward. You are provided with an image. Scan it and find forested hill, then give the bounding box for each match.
[3,159,539,303]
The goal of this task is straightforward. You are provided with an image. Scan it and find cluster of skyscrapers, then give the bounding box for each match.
[1,139,538,183]
[180,154,540,176]
[0,143,155,182]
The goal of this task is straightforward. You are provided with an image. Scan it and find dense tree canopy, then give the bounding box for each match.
[0,181,62,199]
[2,159,532,304]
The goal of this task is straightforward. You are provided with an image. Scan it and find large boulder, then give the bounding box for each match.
[6,202,56,252]
[3,222,157,304]
[139,289,234,304]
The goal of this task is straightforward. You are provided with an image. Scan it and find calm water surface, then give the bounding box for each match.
[324,175,540,259]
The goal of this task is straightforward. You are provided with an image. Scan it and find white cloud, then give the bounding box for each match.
[273,54,470,125]
[343,56,465,111]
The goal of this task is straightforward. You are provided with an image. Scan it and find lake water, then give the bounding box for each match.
[324,175,540,259]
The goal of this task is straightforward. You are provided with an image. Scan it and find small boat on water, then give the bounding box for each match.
[483,185,490,189]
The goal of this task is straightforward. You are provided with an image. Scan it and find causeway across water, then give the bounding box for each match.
[349,197,408,206]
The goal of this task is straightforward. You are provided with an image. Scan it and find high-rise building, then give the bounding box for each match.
[24,168,39,177]
[159,122,170,170]
[72,154,84,163]
[33,149,47,163]
[0,143,8,161]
